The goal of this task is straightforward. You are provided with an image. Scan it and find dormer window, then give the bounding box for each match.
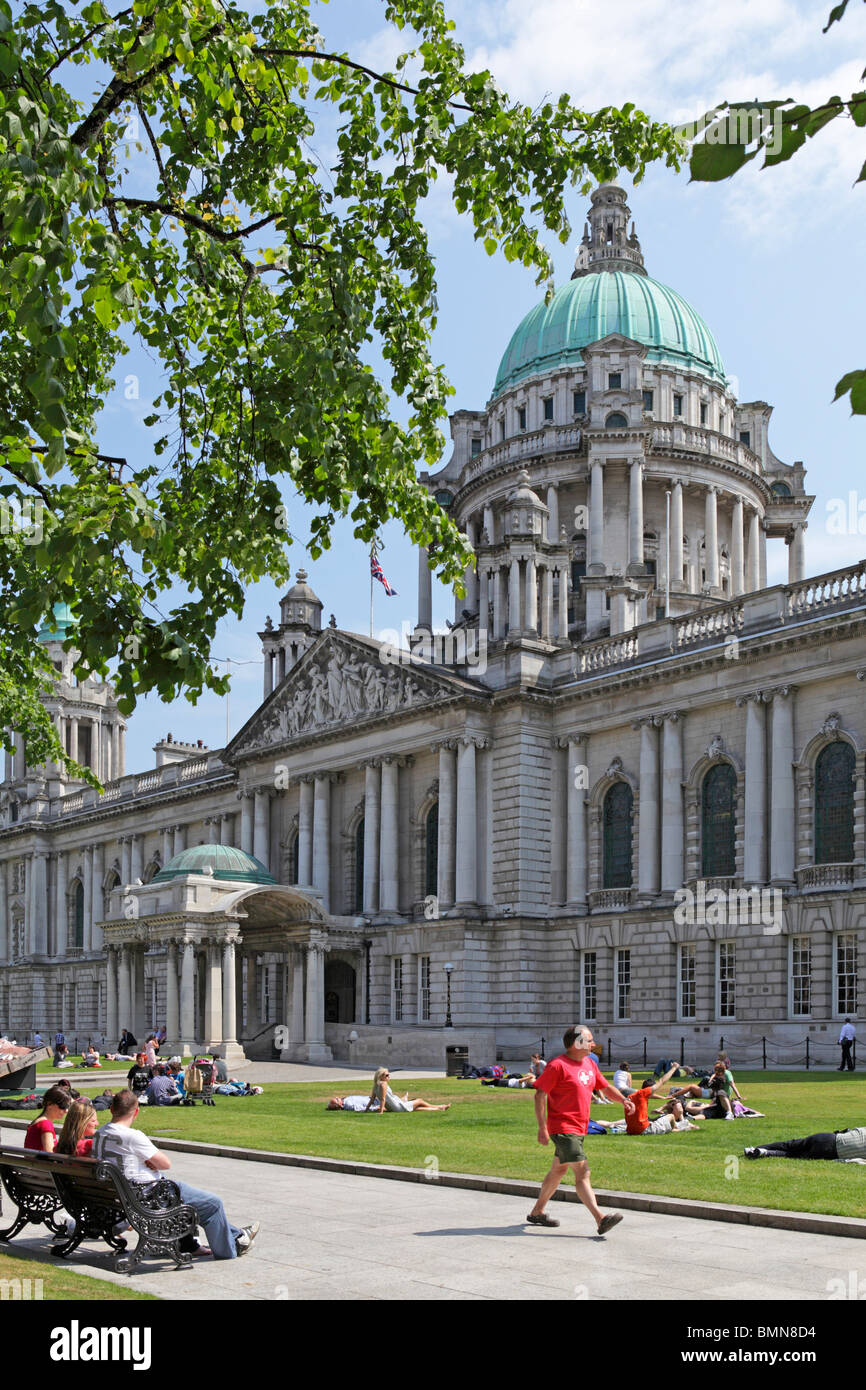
[470,437,482,457]
[517,406,527,431]
[543,397,554,422]
[573,390,586,415]
[608,372,622,390]
[605,412,628,429]
[673,394,683,417]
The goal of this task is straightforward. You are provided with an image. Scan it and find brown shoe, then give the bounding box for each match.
[526,1213,560,1227]
[597,1213,623,1235]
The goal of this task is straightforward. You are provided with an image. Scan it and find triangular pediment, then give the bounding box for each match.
[227,629,485,759]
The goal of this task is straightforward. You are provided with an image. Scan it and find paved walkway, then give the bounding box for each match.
[36,1062,445,1086]
[5,1150,865,1301]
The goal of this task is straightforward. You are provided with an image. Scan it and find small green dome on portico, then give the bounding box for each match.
[37,602,76,644]
[153,843,277,885]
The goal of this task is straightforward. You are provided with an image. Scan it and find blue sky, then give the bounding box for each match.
[83,0,866,772]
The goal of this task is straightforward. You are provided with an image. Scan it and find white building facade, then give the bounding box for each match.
[1,185,863,1068]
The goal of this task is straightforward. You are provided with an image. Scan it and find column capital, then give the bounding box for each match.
[458,736,489,751]
[360,756,382,770]
[857,670,866,682]
[431,738,459,754]
[632,716,662,731]
[381,753,414,768]
[662,709,685,723]
[770,684,798,701]
[736,690,767,708]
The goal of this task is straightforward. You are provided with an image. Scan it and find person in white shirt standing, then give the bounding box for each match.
[838,1019,856,1072]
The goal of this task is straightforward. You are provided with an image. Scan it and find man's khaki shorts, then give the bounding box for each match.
[551,1133,587,1165]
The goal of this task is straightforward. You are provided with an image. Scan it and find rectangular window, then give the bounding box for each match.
[616,949,630,1021]
[791,936,812,1017]
[573,390,586,415]
[608,372,622,390]
[700,403,708,425]
[642,389,654,413]
[678,943,696,1020]
[419,955,431,1023]
[739,430,751,448]
[543,396,554,421]
[836,933,858,1015]
[717,942,736,1018]
[582,952,597,1021]
[500,418,506,440]
[673,393,683,417]
[517,406,527,431]
[393,957,404,1023]
[470,437,482,456]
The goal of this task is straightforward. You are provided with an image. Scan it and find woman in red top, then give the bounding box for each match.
[56,1098,99,1156]
[23,1086,72,1152]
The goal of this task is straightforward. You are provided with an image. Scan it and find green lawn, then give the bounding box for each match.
[0,1250,159,1300]
[25,1069,864,1220]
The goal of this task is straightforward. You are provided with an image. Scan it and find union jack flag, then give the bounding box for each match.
[370,546,398,596]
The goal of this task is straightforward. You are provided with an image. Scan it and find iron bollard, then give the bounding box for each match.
[762,1036,767,1070]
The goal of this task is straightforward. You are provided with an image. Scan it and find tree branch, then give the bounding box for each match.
[256,47,473,112]
[41,10,134,81]
[106,196,280,244]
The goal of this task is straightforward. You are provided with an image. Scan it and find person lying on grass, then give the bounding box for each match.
[745,1126,866,1162]
[369,1068,451,1113]
[326,1095,379,1111]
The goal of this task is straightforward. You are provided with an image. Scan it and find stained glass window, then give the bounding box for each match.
[702,763,736,877]
[603,782,633,888]
[815,742,855,864]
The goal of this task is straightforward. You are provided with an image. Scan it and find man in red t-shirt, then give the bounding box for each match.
[527,1025,634,1234]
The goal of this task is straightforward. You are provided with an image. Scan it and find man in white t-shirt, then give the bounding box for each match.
[838,1019,856,1072]
[92,1089,259,1260]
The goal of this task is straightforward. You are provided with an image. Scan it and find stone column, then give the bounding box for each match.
[132,948,146,1038]
[747,511,760,591]
[172,823,185,858]
[546,484,559,541]
[129,833,143,885]
[628,460,644,568]
[245,955,260,1038]
[220,813,235,847]
[508,556,521,634]
[437,741,457,909]
[239,792,254,856]
[302,938,331,1059]
[112,725,120,781]
[69,718,79,764]
[203,944,222,1047]
[298,778,314,885]
[363,760,381,914]
[740,693,767,884]
[455,738,478,907]
[118,724,126,776]
[770,686,796,886]
[379,757,399,913]
[165,942,179,1048]
[161,827,174,868]
[492,566,505,640]
[478,567,490,635]
[222,939,238,1054]
[417,546,432,629]
[105,947,118,1048]
[263,649,274,699]
[465,519,479,613]
[557,566,570,642]
[55,850,68,957]
[589,461,604,570]
[671,480,684,584]
[541,565,553,641]
[289,950,305,1047]
[91,842,104,950]
[120,835,132,885]
[180,941,196,1050]
[788,524,807,583]
[312,774,331,911]
[524,554,537,634]
[566,735,588,909]
[638,718,660,897]
[731,497,745,596]
[207,815,220,845]
[30,850,48,955]
[704,487,719,589]
[117,947,132,1036]
[759,520,767,589]
[0,862,7,962]
[660,713,685,892]
[253,788,271,868]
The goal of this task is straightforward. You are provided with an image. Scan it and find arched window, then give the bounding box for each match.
[72,880,84,948]
[603,783,633,888]
[815,742,855,864]
[354,818,365,913]
[702,764,737,877]
[103,870,120,919]
[770,481,792,497]
[425,802,439,898]
[605,412,628,429]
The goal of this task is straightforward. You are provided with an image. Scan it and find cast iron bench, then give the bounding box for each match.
[0,1142,196,1273]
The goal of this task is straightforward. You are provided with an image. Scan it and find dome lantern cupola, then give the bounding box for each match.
[572,183,646,279]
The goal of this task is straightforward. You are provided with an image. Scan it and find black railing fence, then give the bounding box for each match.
[601,1035,856,1071]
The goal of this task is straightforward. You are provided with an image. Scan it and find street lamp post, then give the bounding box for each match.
[444,961,454,1028]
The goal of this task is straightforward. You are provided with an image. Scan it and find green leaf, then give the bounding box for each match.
[689,141,755,182]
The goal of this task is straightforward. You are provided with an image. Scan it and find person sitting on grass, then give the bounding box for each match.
[671,1057,745,1106]
[81,1041,101,1068]
[624,1065,696,1134]
[369,1068,451,1113]
[56,1097,99,1156]
[694,1061,737,1120]
[612,1062,636,1097]
[144,1062,182,1106]
[745,1126,866,1162]
[24,1085,71,1152]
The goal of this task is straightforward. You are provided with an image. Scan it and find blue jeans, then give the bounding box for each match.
[173,1180,242,1259]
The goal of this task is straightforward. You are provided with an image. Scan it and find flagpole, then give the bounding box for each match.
[370,567,374,638]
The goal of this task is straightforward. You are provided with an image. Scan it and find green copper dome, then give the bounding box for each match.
[37,602,76,644]
[492,271,726,397]
[153,843,277,885]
